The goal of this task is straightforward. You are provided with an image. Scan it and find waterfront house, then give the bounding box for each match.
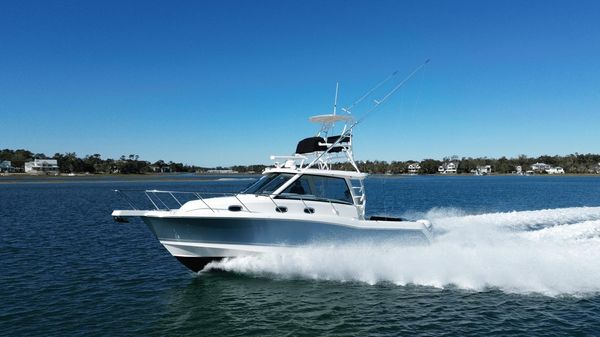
[546,166,565,174]
[472,165,492,175]
[438,162,458,174]
[206,169,239,174]
[149,165,172,173]
[24,159,59,175]
[531,163,552,173]
[407,163,420,174]
[0,160,14,173]
[516,166,523,175]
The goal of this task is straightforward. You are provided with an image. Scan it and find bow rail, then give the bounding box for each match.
[113,189,252,213]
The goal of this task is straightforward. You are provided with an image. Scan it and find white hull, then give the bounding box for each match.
[114,210,433,271]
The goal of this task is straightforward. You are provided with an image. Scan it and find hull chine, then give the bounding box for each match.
[175,256,225,272]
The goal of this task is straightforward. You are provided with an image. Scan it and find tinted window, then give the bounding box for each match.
[280,175,352,204]
[242,174,277,194]
[243,173,294,194]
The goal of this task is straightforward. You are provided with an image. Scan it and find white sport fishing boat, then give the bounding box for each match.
[112,62,433,272]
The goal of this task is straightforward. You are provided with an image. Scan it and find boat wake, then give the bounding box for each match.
[205,206,600,296]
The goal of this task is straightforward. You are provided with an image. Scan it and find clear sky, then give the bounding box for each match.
[2,1,600,166]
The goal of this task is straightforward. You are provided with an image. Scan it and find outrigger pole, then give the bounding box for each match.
[358,58,430,124]
[333,81,339,115]
[341,70,399,114]
[304,59,431,172]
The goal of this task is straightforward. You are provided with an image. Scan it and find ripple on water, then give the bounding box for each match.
[1,178,600,336]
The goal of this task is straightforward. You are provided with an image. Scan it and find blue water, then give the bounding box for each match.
[2,175,600,336]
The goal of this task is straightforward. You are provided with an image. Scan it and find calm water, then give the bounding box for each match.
[2,175,600,336]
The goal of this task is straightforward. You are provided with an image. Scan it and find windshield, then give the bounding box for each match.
[242,173,295,194]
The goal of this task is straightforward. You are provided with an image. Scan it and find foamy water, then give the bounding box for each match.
[206,206,600,296]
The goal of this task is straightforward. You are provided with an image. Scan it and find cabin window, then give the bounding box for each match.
[242,173,294,194]
[279,174,353,204]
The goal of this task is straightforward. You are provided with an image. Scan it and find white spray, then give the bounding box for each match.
[206,206,600,296]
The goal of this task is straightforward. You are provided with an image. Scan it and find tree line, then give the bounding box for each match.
[2,148,600,174]
[0,149,207,174]
[334,153,600,174]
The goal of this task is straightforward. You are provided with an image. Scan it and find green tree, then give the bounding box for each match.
[420,159,442,174]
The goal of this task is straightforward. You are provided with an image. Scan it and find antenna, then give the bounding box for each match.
[332,82,339,115]
[304,59,431,172]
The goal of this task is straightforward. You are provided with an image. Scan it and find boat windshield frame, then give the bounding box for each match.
[241,173,295,195]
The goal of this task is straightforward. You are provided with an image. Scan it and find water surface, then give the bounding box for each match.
[1,175,600,336]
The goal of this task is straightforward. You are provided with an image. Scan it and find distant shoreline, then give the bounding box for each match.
[1,172,599,185]
[0,173,259,184]
[3,149,600,176]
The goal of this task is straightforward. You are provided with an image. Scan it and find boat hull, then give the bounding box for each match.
[138,215,432,272]
[175,256,225,272]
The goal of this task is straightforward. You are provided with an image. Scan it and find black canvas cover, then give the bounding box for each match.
[326,135,351,144]
[326,135,351,153]
[296,137,327,154]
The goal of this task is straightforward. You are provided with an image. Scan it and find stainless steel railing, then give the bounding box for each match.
[114,189,357,216]
[113,189,252,213]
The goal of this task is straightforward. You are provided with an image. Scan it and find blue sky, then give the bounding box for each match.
[1,1,600,166]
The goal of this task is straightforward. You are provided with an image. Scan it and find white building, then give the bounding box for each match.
[206,169,238,174]
[473,165,492,175]
[439,162,458,174]
[531,162,552,172]
[546,166,565,174]
[516,166,523,175]
[407,163,420,174]
[0,160,14,173]
[150,165,172,173]
[24,159,59,174]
